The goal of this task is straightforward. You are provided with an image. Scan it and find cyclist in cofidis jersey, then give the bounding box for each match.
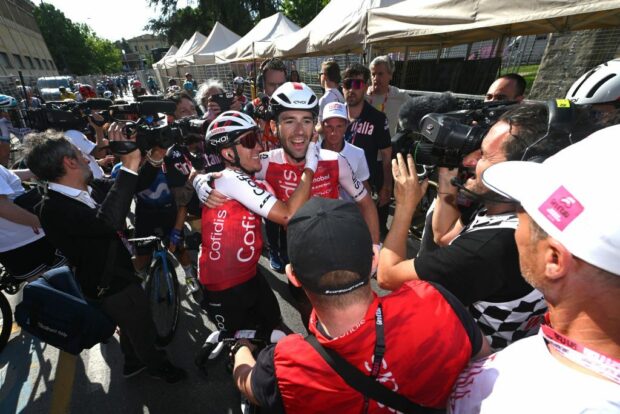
[195,82,380,327]
[193,110,319,333]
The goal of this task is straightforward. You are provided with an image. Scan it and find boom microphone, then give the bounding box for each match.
[84,98,113,110]
[398,93,459,132]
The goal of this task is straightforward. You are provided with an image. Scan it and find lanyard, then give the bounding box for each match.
[368,92,388,113]
[362,304,385,414]
[541,322,620,385]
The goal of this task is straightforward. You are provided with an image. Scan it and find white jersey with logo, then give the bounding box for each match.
[338,142,370,202]
[256,148,367,203]
[449,332,620,413]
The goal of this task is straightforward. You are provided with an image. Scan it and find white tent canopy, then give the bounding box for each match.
[271,0,399,58]
[174,31,208,66]
[152,45,178,70]
[216,12,300,63]
[366,0,620,49]
[190,22,241,65]
[159,39,188,69]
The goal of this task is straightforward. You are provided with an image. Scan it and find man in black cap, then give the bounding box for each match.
[231,197,490,413]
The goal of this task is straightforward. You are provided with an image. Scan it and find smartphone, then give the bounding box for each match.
[209,92,234,112]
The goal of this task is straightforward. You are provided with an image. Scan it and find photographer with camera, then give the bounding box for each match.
[196,79,241,122]
[379,103,569,351]
[23,125,186,382]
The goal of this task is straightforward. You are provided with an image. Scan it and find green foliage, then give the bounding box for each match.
[34,3,121,75]
[281,0,329,27]
[146,0,282,45]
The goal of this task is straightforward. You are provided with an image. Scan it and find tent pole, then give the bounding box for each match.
[400,46,410,89]
[495,34,507,77]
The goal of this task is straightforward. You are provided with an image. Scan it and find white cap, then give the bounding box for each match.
[482,124,620,276]
[322,102,348,122]
[64,130,96,156]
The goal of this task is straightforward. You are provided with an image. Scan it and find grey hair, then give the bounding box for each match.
[370,55,394,75]
[23,130,77,182]
[197,79,225,102]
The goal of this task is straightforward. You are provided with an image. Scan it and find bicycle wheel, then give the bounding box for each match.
[146,253,180,346]
[0,293,12,353]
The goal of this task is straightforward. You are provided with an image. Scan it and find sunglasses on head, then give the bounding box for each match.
[343,78,365,90]
[234,130,261,149]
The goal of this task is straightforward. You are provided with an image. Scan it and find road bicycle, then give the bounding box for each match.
[0,265,21,353]
[130,236,180,346]
[195,328,286,414]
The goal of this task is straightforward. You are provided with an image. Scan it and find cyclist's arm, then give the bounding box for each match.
[0,195,40,228]
[217,168,314,226]
[337,155,380,244]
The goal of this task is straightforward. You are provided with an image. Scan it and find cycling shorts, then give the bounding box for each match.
[0,236,67,280]
[201,269,281,333]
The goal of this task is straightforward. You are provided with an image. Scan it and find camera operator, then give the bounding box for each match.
[196,79,242,121]
[163,90,222,294]
[484,74,526,103]
[23,125,186,382]
[380,103,564,351]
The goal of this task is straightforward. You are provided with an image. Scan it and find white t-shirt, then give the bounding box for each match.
[449,332,620,414]
[0,165,45,252]
[318,88,345,123]
[337,142,369,202]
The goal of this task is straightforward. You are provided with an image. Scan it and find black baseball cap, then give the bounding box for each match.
[287,198,373,295]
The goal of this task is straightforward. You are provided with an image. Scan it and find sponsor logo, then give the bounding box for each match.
[237,214,257,263]
[208,210,227,261]
[538,186,584,231]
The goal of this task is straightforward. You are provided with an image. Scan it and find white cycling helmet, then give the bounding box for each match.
[233,76,245,85]
[566,59,620,105]
[205,110,258,151]
[103,90,113,99]
[269,82,318,118]
[0,94,18,109]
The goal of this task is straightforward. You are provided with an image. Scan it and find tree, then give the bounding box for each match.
[281,0,329,27]
[34,3,122,75]
[145,0,279,43]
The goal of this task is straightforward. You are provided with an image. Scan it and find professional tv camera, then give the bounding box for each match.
[108,98,208,154]
[28,98,113,131]
[392,100,516,169]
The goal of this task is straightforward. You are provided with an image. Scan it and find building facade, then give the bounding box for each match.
[0,0,58,78]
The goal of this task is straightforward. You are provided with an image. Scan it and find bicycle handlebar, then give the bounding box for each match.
[205,329,286,346]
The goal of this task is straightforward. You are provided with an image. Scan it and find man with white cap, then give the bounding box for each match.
[64,130,108,179]
[320,101,370,200]
[449,125,620,413]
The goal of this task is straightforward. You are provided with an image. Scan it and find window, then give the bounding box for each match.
[25,56,33,69]
[12,54,24,68]
[0,52,12,68]
[34,57,42,69]
[49,60,55,69]
[42,59,49,69]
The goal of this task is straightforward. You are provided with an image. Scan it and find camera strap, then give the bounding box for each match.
[304,305,443,414]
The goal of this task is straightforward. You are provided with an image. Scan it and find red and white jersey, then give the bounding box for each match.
[256,148,367,202]
[199,168,277,291]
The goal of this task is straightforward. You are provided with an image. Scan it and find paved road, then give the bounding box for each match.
[0,252,310,414]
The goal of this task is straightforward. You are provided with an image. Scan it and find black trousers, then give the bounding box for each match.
[101,283,167,369]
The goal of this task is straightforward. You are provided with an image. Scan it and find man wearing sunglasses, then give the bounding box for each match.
[343,63,393,238]
[196,110,320,335]
[196,82,380,326]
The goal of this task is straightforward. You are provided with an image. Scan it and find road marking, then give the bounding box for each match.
[50,351,77,414]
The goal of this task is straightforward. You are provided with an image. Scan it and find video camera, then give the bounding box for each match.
[28,98,113,131]
[244,93,271,121]
[109,115,209,155]
[392,100,516,169]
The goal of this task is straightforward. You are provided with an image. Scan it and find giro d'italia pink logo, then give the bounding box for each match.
[538,186,584,231]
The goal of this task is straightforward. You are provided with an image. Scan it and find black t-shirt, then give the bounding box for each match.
[344,101,390,185]
[414,211,534,306]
